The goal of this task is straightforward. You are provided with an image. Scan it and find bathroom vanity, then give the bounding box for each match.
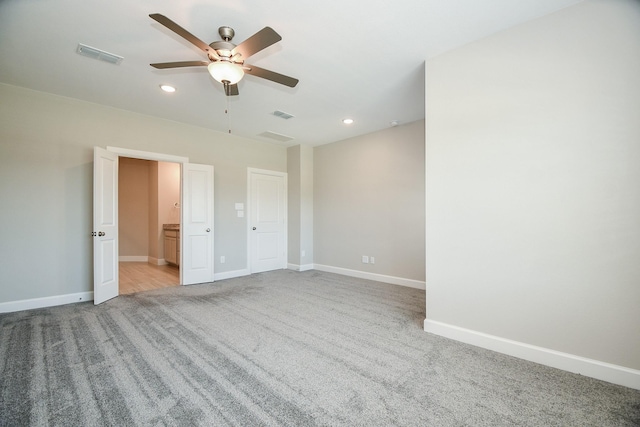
[163,224,180,266]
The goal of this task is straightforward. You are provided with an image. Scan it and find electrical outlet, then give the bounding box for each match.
[220,256,226,264]
[370,256,375,264]
[301,250,306,257]
[362,255,369,264]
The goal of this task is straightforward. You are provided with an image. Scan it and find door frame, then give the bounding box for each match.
[106,146,189,285]
[246,168,288,273]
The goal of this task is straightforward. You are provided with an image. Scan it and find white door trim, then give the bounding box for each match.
[107,146,188,163]
[247,168,288,273]
[98,146,192,290]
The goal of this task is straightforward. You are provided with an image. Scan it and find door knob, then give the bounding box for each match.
[206,228,210,232]
[252,227,256,230]
[98,231,105,237]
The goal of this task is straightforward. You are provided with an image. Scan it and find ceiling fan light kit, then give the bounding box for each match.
[207,61,244,84]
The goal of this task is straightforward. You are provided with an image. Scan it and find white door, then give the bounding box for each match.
[93,147,119,304]
[249,169,287,273]
[182,163,214,285]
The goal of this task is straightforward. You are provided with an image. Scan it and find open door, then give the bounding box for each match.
[182,163,214,285]
[93,147,119,304]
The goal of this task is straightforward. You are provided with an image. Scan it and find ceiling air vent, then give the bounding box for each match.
[258,131,294,143]
[271,110,295,120]
[76,43,124,65]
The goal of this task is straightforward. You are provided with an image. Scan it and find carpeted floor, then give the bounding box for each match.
[1,270,639,426]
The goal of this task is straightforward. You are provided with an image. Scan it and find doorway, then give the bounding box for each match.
[93,146,215,304]
[118,157,180,294]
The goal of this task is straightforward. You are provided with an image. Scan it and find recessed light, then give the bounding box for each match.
[160,85,176,93]
[342,118,354,125]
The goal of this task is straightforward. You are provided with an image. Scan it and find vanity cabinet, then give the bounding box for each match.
[164,229,180,266]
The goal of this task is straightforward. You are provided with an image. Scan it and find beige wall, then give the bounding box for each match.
[314,120,425,281]
[148,161,159,259]
[0,83,286,303]
[118,159,179,261]
[425,0,640,370]
[156,161,180,261]
[118,158,150,257]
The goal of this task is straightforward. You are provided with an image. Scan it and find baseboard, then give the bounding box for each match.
[214,268,250,281]
[287,263,314,272]
[0,292,94,314]
[147,257,166,266]
[423,319,640,390]
[119,256,148,262]
[313,264,425,290]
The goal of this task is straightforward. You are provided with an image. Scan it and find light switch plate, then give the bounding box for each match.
[237,210,244,218]
[235,203,244,210]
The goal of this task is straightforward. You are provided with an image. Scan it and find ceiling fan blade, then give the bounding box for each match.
[224,83,239,96]
[231,27,281,60]
[150,61,209,69]
[244,64,299,88]
[149,13,218,58]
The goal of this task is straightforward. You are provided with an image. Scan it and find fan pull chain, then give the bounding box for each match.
[225,93,231,134]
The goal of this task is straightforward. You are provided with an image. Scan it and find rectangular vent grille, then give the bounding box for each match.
[272,110,295,120]
[76,43,124,65]
[258,131,294,143]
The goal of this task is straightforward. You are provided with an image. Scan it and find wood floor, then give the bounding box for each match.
[119,262,179,295]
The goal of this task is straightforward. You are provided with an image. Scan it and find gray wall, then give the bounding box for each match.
[287,145,301,266]
[0,83,286,303]
[299,145,314,267]
[287,144,314,268]
[314,120,425,281]
[425,0,640,370]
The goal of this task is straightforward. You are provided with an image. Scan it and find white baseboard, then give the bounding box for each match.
[119,256,148,262]
[287,263,314,272]
[214,268,250,281]
[424,319,640,390]
[312,264,425,290]
[0,291,94,314]
[147,257,166,266]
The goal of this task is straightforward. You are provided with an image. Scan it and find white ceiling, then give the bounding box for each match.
[0,0,582,146]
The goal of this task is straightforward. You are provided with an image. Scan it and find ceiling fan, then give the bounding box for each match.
[149,13,299,96]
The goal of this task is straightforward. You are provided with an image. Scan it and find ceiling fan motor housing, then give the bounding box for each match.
[209,40,237,61]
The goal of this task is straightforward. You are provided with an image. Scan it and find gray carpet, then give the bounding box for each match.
[1,270,638,426]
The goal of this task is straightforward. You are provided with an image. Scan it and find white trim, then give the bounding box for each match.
[119,256,148,262]
[214,269,250,281]
[423,319,640,390]
[0,292,94,314]
[288,263,314,272]
[313,264,426,290]
[107,146,188,163]
[148,256,167,266]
